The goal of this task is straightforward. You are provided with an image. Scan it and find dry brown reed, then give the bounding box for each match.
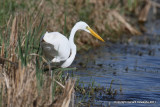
[32,0,142,49]
[0,14,75,107]
[138,0,160,22]
[1,0,145,48]
[53,79,75,107]
[139,0,151,22]
[0,60,75,107]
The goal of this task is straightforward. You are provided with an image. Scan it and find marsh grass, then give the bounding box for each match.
[0,0,144,42]
[41,0,143,49]
[0,1,75,106]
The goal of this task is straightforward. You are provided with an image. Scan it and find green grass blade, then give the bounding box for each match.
[18,34,24,65]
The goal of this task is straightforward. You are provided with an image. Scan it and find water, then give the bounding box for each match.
[71,19,160,106]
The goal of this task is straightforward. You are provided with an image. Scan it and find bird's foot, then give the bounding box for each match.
[52,58,60,63]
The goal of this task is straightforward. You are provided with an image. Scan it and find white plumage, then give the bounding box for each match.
[43,32,71,62]
[41,21,104,68]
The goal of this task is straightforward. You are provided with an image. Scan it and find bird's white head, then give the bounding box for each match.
[75,21,105,42]
[75,21,90,33]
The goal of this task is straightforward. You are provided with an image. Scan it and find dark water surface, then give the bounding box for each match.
[71,20,160,106]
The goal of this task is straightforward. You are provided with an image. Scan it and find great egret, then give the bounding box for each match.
[40,21,104,68]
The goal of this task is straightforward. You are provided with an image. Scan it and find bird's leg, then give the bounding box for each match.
[48,60,53,81]
[52,58,60,63]
[47,61,52,76]
[47,61,53,101]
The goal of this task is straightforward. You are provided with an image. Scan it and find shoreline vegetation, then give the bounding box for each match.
[0,0,159,106]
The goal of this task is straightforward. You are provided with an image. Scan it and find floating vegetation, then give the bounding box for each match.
[75,79,122,106]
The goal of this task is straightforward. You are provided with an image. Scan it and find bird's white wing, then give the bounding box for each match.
[42,32,71,61]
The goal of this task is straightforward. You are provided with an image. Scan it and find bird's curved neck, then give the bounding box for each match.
[69,25,79,44]
[61,24,79,68]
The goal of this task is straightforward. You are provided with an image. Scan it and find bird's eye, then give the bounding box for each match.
[86,26,89,29]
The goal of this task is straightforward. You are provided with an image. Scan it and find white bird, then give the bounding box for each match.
[40,21,104,68]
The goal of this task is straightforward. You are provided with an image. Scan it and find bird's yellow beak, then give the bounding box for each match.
[87,27,105,42]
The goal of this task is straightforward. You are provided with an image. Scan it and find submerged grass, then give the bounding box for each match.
[75,79,120,106]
